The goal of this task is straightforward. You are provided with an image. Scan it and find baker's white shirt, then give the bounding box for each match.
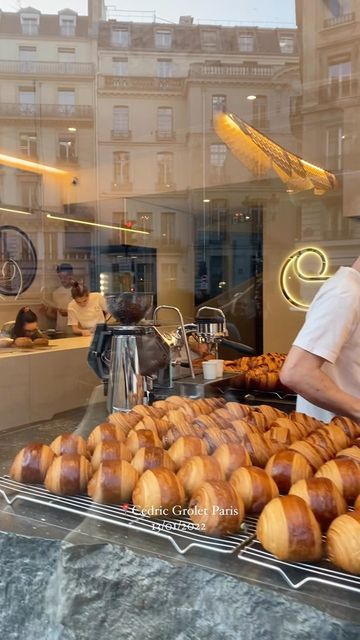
[52,285,73,331]
[293,266,360,423]
[67,292,107,332]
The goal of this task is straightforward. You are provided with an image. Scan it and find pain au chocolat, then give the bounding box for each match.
[188,480,245,535]
[132,467,186,517]
[289,477,347,530]
[10,443,55,484]
[230,466,279,514]
[44,454,92,496]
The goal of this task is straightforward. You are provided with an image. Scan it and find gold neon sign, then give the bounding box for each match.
[280,247,331,309]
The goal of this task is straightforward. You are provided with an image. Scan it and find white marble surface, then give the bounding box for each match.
[0,337,104,430]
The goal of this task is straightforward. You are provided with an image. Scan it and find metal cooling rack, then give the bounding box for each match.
[0,475,255,556]
[238,537,360,595]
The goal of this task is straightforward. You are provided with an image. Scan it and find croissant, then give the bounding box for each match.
[188,480,245,535]
[87,422,126,454]
[201,425,230,453]
[131,446,176,474]
[177,455,224,497]
[315,459,360,504]
[270,417,308,441]
[193,414,220,431]
[211,408,238,427]
[331,416,360,440]
[44,454,92,495]
[317,424,350,452]
[355,494,360,510]
[132,467,186,516]
[289,441,327,471]
[213,443,252,479]
[50,433,88,458]
[230,466,279,513]
[327,511,360,574]
[126,429,162,455]
[167,436,208,470]
[224,402,251,419]
[108,411,140,434]
[245,411,268,431]
[256,495,323,562]
[162,423,202,448]
[265,450,313,493]
[9,443,55,484]
[91,441,132,471]
[288,411,323,434]
[230,419,258,440]
[263,425,293,447]
[336,446,360,464]
[306,431,337,460]
[252,405,286,424]
[87,460,139,504]
[243,433,272,468]
[132,404,165,419]
[289,477,347,530]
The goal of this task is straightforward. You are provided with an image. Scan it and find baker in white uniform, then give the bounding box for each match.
[280,256,360,423]
[67,281,109,336]
[40,263,74,334]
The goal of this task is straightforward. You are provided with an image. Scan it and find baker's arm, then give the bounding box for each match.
[280,345,360,421]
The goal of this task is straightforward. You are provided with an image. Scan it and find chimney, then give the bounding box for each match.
[88,0,106,35]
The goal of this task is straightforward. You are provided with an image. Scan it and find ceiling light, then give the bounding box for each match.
[68,127,77,132]
[46,213,149,235]
[247,95,257,100]
[0,206,31,216]
[203,198,210,203]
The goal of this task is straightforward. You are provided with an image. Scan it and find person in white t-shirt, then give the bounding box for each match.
[40,263,74,333]
[68,281,109,336]
[280,257,360,423]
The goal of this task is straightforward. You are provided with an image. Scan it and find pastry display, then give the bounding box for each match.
[213,443,252,479]
[10,443,55,483]
[44,454,92,495]
[336,446,360,464]
[256,495,323,562]
[131,446,176,474]
[188,480,245,535]
[87,422,126,454]
[91,441,132,471]
[265,450,313,493]
[315,458,360,504]
[289,477,347,530]
[327,511,360,575]
[167,436,208,470]
[126,429,162,455]
[88,460,139,504]
[50,433,88,458]
[177,455,224,497]
[230,466,279,513]
[132,467,186,516]
[243,433,272,468]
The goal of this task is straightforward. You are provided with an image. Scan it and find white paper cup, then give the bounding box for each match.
[214,359,224,377]
[202,360,219,380]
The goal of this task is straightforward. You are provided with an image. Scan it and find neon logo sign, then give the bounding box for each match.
[280,247,331,309]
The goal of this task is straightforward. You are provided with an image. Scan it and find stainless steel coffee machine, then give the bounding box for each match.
[88,293,195,413]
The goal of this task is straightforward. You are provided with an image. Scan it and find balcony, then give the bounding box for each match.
[0,60,95,76]
[0,104,93,120]
[319,78,358,103]
[323,12,355,29]
[111,181,133,192]
[156,130,176,141]
[189,62,278,79]
[99,75,185,93]
[111,129,132,140]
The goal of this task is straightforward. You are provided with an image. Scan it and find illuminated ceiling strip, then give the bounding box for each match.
[0,206,32,216]
[0,153,68,177]
[279,247,330,310]
[46,213,150,235]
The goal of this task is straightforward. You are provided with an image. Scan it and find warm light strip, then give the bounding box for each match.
[0,206,32,216]
[46,213,150,235]
[0,153,68,176]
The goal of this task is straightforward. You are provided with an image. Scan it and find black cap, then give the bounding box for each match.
[56,263,73,274]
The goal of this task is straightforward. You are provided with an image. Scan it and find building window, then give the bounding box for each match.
[252,95,268,129]
[20,133,37,158]
[58,134,77,162]
[279,35,295,54]
[161,212,176,244]
[238,34,254,52]
[157,152,174,186]
[57,89,75,114]
[137,212,153,232]
[112,106,129,137]
[212,95,226,118]
[111,28,130,47]
[328,58,352,97]
[210,143,227,180]
[20,15,40,36]
[326,126,343,170]
[20,179,40,210]
[113,151,130,187]
[19,46,36,60]
[161,262,178,287]
[112,57,128,76]
[59,15,76,37]
[155,30,172,49]
[19,88,36,115]
[201,30,217,48]
[157,59,172,78]
[157,107,173,139]
[58,47,76,62]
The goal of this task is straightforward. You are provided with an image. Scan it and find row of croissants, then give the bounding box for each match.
[9,395,360,575]
[224,352,287,391]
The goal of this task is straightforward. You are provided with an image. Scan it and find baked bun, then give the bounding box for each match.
[50,433,88,458]
[327,511,360,574]
[256,495,323,562]
[224,402,251,419]
[9,443,55,483]
[243,433,272,468]
[315,459,360,504]
[32,337,49,347]
[108,411,140,434]
[188,480,245,535]
[87,460,139,504]
[289,477,347,530]
[132,467,186,516]
[230,466,279,513]
[131,446,176,474]
[331,416,360,440]
[44,454,92,495]
[167,436,208,470]
[265,450,313,493]
[213,443,252,479]
[14,337,33,348]
[289,441,326,471]
[126,429,162,455]
[355,494,360,510]
[91,441,132,471]
[87,422,126,454]
[177,455,224,497]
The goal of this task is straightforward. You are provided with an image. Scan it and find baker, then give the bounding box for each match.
[40,263,74,334]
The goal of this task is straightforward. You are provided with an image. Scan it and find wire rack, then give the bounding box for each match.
[0,475,359,596]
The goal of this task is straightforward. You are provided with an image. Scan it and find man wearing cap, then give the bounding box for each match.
[41,263,74,333]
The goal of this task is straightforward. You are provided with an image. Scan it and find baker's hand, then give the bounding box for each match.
[59,308,68,317]
[81,330,91,337]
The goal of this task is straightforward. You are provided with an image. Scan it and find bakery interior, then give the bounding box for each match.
[0,1,360,638]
